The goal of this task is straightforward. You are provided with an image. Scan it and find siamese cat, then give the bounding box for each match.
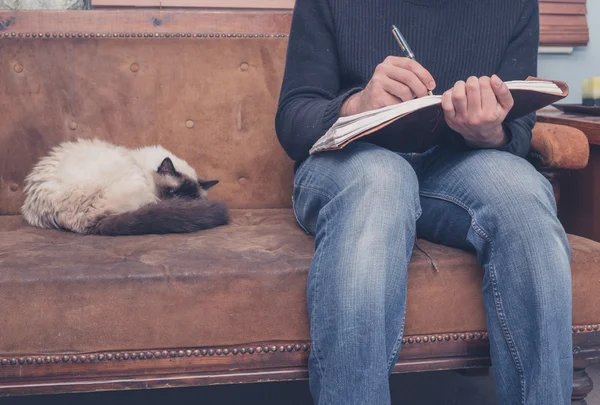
[21,138,229,236]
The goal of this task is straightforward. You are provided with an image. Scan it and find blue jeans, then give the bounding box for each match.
[292,141,573,405]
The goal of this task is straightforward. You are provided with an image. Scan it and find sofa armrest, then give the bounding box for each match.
[530,123,589,170]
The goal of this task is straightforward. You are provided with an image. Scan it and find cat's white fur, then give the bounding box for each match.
[21,138,200,234]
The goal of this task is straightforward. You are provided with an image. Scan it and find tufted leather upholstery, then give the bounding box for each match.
[0,33,294,215]
[0,9,598,396]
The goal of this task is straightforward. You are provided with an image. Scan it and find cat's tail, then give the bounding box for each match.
[89,198,230,236]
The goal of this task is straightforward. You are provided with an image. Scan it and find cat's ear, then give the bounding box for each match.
[157,157,177,176]
[198,179,219,190]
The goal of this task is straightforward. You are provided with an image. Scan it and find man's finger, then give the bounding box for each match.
[384,66,428,98]
[380,75,415,102]
[386,56,436,92]
[452,81,467,118]
[491,74,514,110]
[466,76,481,114]
[442,90,455,119]
[479,76,496,112]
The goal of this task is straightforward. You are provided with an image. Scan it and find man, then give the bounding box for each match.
[274,0,573,404]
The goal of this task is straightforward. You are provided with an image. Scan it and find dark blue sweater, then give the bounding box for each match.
[275,0,539,163]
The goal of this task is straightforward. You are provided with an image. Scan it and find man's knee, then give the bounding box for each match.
[466,151,558,234]
[293,142,420,234]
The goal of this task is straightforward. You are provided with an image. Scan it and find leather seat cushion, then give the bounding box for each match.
[1,209,599,356]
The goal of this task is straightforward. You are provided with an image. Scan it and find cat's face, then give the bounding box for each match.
[154,157,219,200]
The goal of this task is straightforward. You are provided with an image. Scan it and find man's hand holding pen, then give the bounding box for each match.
[340,56,436,117]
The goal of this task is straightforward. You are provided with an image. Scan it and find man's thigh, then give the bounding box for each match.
[415,147,556,249]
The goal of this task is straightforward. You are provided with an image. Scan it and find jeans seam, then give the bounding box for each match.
[292,195,311,235]
[309,206,329,400]
[420,189,526,403]
[294,183,336,202]
[487,257,526,404]
[385,208,421,373]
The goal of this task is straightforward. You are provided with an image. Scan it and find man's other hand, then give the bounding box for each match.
[341,56,436,116]
[442,75,514,149]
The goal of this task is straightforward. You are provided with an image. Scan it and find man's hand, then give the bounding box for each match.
[442,75,514,149]
[341,56,436,116]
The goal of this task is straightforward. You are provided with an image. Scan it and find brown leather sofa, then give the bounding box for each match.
[1,9,599,404]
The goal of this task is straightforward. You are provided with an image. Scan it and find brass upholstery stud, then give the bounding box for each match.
[240,62,249,71]
[14,63,23,73]
[69,121,77,130]
[185,120,194,129]
[9,183,18,192]
[193,350,200,356]
[130,63,139,72]
[238,177,247,185]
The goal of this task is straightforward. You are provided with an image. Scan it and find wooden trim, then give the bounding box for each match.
[93,0,295,8]
[0,8,589,47]
[1,327,598,397]
[0,10,292,34]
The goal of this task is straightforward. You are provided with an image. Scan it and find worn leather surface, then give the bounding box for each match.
[1,209,599,355]
[0,37,294,215]
[531,122,590,169]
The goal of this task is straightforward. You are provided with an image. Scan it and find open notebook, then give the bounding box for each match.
[309,77,569,155]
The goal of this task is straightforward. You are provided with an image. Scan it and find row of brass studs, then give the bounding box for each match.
[0,344,309,366]
[573,324,600,333]
[2,325,598,366]
[0,32,288,39]
[402,332,488,345]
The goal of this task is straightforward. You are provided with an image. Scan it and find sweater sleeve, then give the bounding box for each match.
[495,0,540,158]
[274,0,362,162]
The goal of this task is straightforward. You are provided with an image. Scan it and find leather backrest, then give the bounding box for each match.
[0,10,295,214]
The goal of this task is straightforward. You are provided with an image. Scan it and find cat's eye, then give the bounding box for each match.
[168,189,176,195]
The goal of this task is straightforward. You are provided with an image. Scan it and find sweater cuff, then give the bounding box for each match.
[496,121,527,157]
[322,87,364,129]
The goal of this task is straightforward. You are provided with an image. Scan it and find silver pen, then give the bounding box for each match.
[392,25,433,96]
